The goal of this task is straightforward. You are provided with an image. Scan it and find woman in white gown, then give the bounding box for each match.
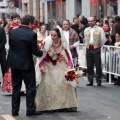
[35,28,78,112]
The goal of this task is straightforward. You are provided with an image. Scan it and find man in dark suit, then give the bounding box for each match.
[0,27,7,81]
[7,15,43,116]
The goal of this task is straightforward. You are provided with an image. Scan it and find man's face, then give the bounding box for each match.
[63,21,70,31]
[88,17,95,27]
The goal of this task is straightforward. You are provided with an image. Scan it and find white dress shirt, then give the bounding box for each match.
[63,30,69,45]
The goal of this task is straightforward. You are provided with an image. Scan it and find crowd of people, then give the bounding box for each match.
[0,13,120,117]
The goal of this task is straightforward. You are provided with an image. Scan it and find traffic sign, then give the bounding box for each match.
[8,1,15,8]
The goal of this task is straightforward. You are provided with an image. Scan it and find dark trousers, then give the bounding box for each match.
[11,68,36,114]
[86,48,102,84]
[0,50,7,77]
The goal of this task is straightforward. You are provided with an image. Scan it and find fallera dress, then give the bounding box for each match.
[35,44,78,111]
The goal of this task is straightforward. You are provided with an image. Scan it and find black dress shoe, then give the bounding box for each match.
[12,113,19,116]
[97,84,101,86]
[86,83,93,86]
[26,111,42,116]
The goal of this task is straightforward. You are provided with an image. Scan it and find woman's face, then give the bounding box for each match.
[115,33,120,42]
[40,25,46,33]
[51,31,59,42]
[109,22,114,27]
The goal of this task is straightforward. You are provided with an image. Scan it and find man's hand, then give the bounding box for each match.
[70,45,74,50]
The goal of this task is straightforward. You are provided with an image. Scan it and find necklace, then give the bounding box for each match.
[52,39,60,47]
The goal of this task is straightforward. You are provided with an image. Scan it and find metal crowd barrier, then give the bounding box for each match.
[77,44,120,84]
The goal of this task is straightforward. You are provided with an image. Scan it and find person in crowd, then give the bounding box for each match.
[9,13,20,31]
[84,16,106,86]
[79,15,89,27]
[78,15,85,22]
[62,20,79,68]
[113,33,120,85]
[104,34,110,45]
[44,23,50,36]
[102,16,109,26]
[114,32,120,47]
[37,24,47,48]
[32,19,39,33]
[35,28,78,112]
[104,34,116,82]
[96,19,101,26]
[71,17,79,35]
[53,20,62,31]
[109,20,114,34]
[109,16,114,24]
[102,22,110,34]
[111,16,120,35]
[7,14,43,116]
[0,26,7,85]
[79,20,87,43]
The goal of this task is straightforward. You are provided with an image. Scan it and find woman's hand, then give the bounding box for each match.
[40,68,46,74]
[67,66,72,72]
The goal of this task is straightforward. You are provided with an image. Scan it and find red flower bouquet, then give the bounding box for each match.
[65,69,80,87]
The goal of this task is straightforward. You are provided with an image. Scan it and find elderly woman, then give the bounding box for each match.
[35,28,78,112]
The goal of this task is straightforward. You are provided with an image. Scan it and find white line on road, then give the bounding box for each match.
[1,115,16,120]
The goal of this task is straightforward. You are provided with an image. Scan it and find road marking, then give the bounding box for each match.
[1,115,16,120]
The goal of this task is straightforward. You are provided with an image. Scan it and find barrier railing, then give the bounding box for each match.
[78,44,120,84]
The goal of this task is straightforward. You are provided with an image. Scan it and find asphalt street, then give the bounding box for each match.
[0,75,120,120]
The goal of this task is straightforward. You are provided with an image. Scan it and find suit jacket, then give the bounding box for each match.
[7,26,43,70]
[0,27,6,52]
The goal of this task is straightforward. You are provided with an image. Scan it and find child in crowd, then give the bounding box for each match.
[115,32,120,47]
[102,23,110,34]
[9,13,20,31]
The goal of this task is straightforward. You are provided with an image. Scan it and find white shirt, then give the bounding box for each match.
[84,26,106,46]
[63,30,69,44]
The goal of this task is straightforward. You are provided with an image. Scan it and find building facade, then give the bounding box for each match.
[20,0,119,24]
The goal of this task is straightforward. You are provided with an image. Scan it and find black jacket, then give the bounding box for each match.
[0,27,6,51]
[7,26,43,70]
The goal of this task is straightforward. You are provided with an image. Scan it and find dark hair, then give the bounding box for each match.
[63,19,70,25]
[52,28,61,38]
[79,15,85,20]
[21,15,35,25]
[114,16,120,22]
[76,14,80,18]
[109,34,115,45]
[115,32,120,35]
[11,13,20,20]
[96,19,100,22]
[105,33,109,39]
[39,24,46,31]
[80,20,86,26]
